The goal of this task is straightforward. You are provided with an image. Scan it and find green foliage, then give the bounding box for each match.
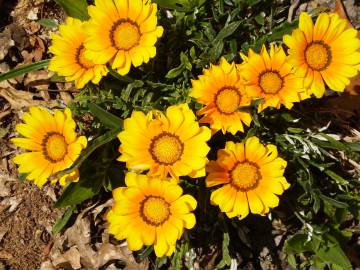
[44,0,359,268]
[88,103,122,129]
[284,233,352,270]
[153,0,207,11]
[37,18,58,29]
[216,232,231,269]
[0,60,49,82]
[52,205,76,233]
[53,0,89,20]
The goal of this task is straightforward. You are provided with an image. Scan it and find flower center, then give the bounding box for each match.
[231,162,260,191]
[76,45,94,69]
[110,20,140,51]
[259,71,283,94]
[149,132,184,165]
[215,87,241,114]
[42,132,68,163]
[305,41,331,71]
[140,196,170,226]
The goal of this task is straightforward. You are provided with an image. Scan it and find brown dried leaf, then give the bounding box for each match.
[24,70,53,94]
[334,0,353,28]
[0,28,14,61]
[0,88,58,110]
[48,201,149,270]
[52,246,82,270]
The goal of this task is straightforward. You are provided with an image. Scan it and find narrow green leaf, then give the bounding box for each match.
[284,234,312,253]
[53,0,89,21]
[346,142,360,152]
[19,173,28,183]
[319,194,349,209]
[166,64,185,79]
[315,235,352,270]
[52,205,76,234]
[50,73,67,82]
[51,128,121,180]
[0,60,50,82]
[324,170,349,185]
[288,127,304,134]
[108,66,134,83]
[287,254,297,268]
[319,133,347,151]
[54,169,104,208]
[88,104,122,129]
[38,18,58,28]
[153,0,207,11]
[213,21,241,43]
[216,232,231,269]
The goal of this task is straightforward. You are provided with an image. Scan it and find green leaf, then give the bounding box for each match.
[0,60,50,82]
[213,21,241,43]
[50,73,67,82]
[287,254,297,268]
[165,65,184,79]
[166,52,191,79]
[319,133,347,151]
[324,170,349,185]
[171,242,189,270]
[347,142,360,152]
[55,143,117,207]
[216,232,231,269]
[51,128,121,180]
[153,0,207,11]
[288,127,304,134]
[88,103,122,129]
[284,234,312,253]
[255,12,265,25]
[53,0,89,21]
[19,173,28,183]
[108,66,134,83]
[52,205,76,234]
[319,194,349,209]
[54,166,104,208]
[315,235,352,270]
[37,18,58,28]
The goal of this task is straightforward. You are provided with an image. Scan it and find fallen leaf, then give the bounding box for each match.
[0,87,59,110]
[0,227,8,242]
[0,28,14,61]
[52,246,82,270]
[334,0,353,28]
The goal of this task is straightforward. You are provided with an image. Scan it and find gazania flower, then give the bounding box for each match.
[190,57,252,135]
[118,104,211,180]
[107,172,197,257]
[206,137,290,219]
[239,44,309,111]
[48,17,108,89]
[11,106,87,187]
[84,0,164,75]
[283,12,360,98]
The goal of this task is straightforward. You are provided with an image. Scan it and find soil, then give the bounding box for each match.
[0,182,62,270]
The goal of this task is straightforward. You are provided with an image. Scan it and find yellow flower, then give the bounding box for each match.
[206,137,290,219]
[190,57,252,135]
[118,104,211,180]
[283,12,360,98]
[239,45,309,111]
[107,172,197,257]
[48,17,108,89]
[11,107,87,187]
[84,0,163,75]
